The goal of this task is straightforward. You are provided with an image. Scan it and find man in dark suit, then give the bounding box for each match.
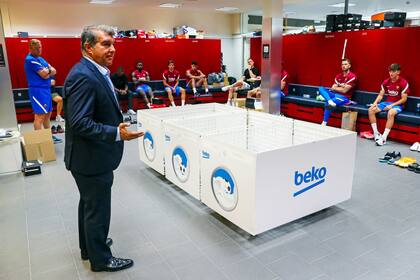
[63,25,143,272]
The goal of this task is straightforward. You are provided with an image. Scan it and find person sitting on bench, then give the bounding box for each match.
[132,61,154,109]
[222,58,261,106]
[369,63,409,146]
[186,61,209,96]
[163,60,186,107]
[319,58,357,126]
[247,69,288,98]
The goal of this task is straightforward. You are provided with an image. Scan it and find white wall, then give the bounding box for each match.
[221,37,244,79]
[0,1,237,37]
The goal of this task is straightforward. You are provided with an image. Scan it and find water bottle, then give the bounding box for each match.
[417,103,420,114]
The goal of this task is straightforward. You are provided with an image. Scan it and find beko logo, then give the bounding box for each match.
[293,166,327,197]
[202,151,210,159]
[165,135,171,142]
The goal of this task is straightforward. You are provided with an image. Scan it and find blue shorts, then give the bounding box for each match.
[377,102,403,114]
[29,87,52,114]
[136,84,152,93]
[165,86,183,96]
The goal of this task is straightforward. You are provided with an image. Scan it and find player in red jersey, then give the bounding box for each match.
[186,61,209,96]
[319,58,357,126]
[369,63,409,146]
[132,61,154,108]
[163,60,186,106]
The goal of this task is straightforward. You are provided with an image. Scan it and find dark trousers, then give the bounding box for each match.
[117,91,134,110]
[71,171,113,266]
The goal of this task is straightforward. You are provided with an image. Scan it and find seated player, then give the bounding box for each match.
[111,67,135,115]
[319,58,357,126]
[222,58,261,106]
[132,61,154,109]
[247,69,288,98]
[163,60,186,107]
[50,77,64,122]
[186,61,209,96]
[369,63,409,146]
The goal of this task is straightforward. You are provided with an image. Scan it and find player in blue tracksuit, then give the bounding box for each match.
[24,39,57,130]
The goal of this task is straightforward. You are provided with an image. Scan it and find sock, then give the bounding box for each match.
[328,100,336,107]
[371,123,379,136]
[171,101,176,107]
[321,121,327,126]
[181,100,185,106]
[382,128,391,140]
[227,98,231,104]
[147,103,151,108]
[205,88,209,93]
[193,88,197,94]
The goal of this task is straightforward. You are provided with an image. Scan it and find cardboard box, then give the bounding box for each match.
[21,129,56,163]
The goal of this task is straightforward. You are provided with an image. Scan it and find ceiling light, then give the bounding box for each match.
[216,7,239,12]
[89,0,114,4]
[329,2,356,8]
[159,3,182,8]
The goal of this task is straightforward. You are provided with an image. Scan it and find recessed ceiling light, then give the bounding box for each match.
[159,3,182,8]
[216,7,239,12]
[328,2,356,8]
[89,0,114,4]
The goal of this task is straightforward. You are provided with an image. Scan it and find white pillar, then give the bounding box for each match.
[261,0,283,115]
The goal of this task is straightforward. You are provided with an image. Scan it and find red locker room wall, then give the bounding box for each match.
[5,38,221,89]
[250,26,420,97]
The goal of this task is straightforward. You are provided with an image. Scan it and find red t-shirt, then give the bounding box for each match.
[381,77,410,103]
[133,69,149,83]
[333,71,357,99]
[281,70,289,95]
[163,69,180,87]
[187,68,201,84]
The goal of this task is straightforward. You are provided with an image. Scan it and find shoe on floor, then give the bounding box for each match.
[56,124,65,134]
[374,133,382,142]
[408,163,419,172]
[127,109,136,115]
[376,137,386,146]
[91,257,133,272]
[52,135,62,144]
[410,142,420,152]
[387,152,401,165]
[51,125,57,134]
[395,157,417,168]
[55,115,65,122]
[379,151,395,163]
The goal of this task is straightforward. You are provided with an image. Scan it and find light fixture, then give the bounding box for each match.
[328,2,356,8]
[215,7,239,12]
[159,3,182,8]
[89,0,114,4]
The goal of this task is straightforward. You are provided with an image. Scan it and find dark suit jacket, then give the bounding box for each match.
[63,57,124,175]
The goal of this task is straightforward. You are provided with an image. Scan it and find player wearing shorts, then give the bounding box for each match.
[222,58,261,106]
[132,61,154,108]
[50,77,64,122]
[163,60,186,106]
[319,58,357,126]
[369,63,409,146]
[24,39,57,131]
[186,61,209,96]
[247,69,288,98]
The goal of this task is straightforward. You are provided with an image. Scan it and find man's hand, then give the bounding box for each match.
[119,123,144,141]
[370,103,378,110]
[384,105,393,111]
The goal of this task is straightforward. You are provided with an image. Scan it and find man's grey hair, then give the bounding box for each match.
[81,25,115,52]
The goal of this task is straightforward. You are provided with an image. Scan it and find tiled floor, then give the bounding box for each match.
[1,123,420,280]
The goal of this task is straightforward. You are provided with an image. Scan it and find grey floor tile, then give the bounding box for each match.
[266,253,324,280]
[322,233,373,260]
[284,235,335,263]
[30,245,74,275]
[124,242,163,268]
[143,223,190,250]
[127,261,177,280]
[312,252,369,280]
[221,257,277,280]
[201,239,251,269]
[28,215,64,238]
[0,268,30,280]
[159,241,204,270]
[32,264,79,280]
[173,257,229,280]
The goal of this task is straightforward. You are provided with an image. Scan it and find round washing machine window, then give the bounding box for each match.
[143,131,156,162]
[172,146,190,183]
[211,167,238,212]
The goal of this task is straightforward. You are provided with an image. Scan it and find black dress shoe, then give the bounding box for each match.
[91,257,134,272]
[81,238,113,261]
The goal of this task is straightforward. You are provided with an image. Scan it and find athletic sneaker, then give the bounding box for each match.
[127,109,136,115]
[51,125,57,134]
[328,100,336,107]
[52,135,62,144]
[395,157,417,168]
[379,151,396,163]
[387,152,401,165]
[56,125,65,134]
[408,163,419,172]
[410,142,420,152]
[55,115,65,122]
[376,137,386,146]
[221,86,230,92]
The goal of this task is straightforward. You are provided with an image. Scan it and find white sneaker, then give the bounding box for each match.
[321,121,327,126]
[328,100,336,107]
[127,109,136,115]
[374,133,382,142]
[375,137,386,146]
[221,86,230,92]
[410,142,420,151]
[55,115,64,122]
